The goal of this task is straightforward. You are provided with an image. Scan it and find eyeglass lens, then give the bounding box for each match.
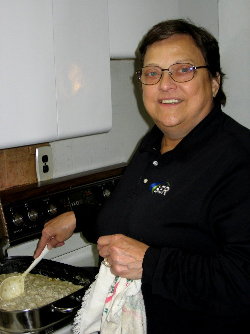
[140,63,195,84]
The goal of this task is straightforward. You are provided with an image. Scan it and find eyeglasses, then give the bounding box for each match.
[136,63,208,85]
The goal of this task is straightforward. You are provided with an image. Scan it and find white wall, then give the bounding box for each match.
[219,0,250,128]
[178,0,218,38]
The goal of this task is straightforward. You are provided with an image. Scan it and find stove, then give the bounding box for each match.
[0,164,125,333]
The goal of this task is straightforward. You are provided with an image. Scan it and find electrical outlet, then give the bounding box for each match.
[35,145,53,182]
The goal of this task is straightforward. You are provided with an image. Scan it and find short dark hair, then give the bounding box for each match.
[137,19,226,106]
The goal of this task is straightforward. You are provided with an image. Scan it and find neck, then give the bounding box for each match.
[161,135,182,154]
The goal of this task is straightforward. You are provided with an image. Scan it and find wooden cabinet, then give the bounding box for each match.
[0,0,111,149]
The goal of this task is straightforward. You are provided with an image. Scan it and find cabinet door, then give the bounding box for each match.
[108,0,179,58]
[108,0,219,58]
[0,0,111,149]
[53,0,112,139]
[0,0,57,149]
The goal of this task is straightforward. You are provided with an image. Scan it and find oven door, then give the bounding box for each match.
[54,323,75,334]
[7,233,99,267]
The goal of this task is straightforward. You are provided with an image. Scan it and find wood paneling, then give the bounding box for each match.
[0,144,48,191]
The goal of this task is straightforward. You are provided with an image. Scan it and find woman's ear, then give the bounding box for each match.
[212,73,220,98]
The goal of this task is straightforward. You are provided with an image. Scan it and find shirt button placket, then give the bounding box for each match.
[142,158,159,186]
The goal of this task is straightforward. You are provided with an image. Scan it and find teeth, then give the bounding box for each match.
[161,99,180,104]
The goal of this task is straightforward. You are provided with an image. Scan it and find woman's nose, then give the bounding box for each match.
[158,71,177,90]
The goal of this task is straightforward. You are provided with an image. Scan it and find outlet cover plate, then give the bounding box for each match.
[35,146,53,182]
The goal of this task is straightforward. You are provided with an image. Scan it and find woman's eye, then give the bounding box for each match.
[146,71,159,77]
[179,66,192,73]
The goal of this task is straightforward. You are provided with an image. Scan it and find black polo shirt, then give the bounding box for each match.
[76,106,250,333]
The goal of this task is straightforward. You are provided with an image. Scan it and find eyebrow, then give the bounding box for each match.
[175,58,195,63]
[143,59,196,67]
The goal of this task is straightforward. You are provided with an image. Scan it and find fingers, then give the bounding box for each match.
[97,234,122,258]
[97,234,115,247]
[34,237,49,258]
[97,234,149,279]
[34,211,76,258]
[34,230,57,258]
[97,234,148,260]
[47,236,65,249]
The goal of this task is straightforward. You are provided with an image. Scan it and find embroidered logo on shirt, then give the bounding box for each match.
[149,182,170,196]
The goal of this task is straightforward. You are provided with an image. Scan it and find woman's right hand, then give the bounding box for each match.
[34,211,76,258]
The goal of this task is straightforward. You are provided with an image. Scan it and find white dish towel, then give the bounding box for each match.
[73,262,147,334]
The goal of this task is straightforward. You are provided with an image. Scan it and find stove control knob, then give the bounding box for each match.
[47,203,57,216]
[28,209,39,222]
[103,188,111,198]
[12,213,24,226]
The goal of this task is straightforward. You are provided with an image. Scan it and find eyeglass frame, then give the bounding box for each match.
[136,63,209,85]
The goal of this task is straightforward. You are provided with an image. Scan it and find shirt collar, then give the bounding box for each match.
[139,105,224,156]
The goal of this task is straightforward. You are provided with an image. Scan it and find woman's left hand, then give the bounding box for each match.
[97,234,149,280]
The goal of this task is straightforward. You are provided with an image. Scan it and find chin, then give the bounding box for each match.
[157,118,182,129]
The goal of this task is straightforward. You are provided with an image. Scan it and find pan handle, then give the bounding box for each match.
[51,304,77,313]
[51,297,80,314]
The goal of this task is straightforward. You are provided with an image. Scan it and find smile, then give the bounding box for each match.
[160,99,181,104]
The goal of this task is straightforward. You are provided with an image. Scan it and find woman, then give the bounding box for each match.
[35,19,250,333]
